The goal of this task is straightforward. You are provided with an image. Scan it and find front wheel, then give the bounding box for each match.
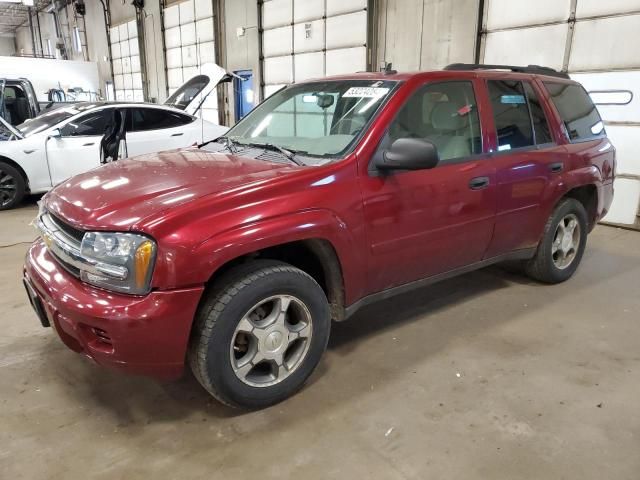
[189,260,331,409]
[526,198,588,283]
[0,161,26,211]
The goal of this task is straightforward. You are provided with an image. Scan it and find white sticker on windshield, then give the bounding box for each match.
[343,87,390,98]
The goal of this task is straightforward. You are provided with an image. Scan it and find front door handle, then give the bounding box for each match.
[82,142,95,146]
[469,176,490,190]
[171,133,184,137]
[549,162,564,173]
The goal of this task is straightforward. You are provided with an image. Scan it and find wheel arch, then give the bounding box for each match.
[204,238,347,322]
[563,184,598,231]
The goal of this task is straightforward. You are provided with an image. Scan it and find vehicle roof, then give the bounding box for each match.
[298,68,577,84]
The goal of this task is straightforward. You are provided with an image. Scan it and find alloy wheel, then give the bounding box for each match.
[551,213,581,269]
[230,295,313,387]
[0,168,17,208]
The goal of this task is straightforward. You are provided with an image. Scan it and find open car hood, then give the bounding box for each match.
[163,63,241,116]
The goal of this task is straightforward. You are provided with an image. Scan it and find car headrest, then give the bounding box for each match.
[431,103,467,132]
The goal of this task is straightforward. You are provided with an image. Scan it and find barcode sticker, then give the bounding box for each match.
[343,87,390,98]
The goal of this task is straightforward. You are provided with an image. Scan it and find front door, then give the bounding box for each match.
[359,80,497,293]
[45,108,111,185]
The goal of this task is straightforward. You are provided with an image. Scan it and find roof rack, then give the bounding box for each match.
[444,63,570,79]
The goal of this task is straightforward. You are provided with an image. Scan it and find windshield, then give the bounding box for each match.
[222,80,398,158]
[17,103,101,137]
[17,108,76,137]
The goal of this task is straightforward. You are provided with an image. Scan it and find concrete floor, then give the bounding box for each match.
[1,197,639,480]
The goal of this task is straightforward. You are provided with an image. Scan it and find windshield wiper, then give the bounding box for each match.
[198,135,240,152]
[243,142,305,166]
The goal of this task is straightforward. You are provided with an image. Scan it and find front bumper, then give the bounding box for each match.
[24,240,204,380]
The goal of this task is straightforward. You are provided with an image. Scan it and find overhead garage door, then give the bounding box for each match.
[110,20,144,102]
[480,0,640,228]
[163,0,219,122]
[261,0,369,98]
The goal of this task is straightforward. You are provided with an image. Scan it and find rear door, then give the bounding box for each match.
[483,78,568,257]
[124,107,198,156]
[45,108,111,185]
[360,79,497,292]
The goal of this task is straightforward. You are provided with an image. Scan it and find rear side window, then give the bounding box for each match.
[544,82,604,141]
[127,108,194,132]
[487,80,534,150]
[523,82,552,144]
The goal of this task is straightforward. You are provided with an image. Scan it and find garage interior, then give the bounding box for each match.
[1,0,640,478]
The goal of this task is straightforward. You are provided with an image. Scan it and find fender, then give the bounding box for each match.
[155,208,367,305]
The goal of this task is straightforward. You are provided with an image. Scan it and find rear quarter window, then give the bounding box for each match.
[544,82,604,142]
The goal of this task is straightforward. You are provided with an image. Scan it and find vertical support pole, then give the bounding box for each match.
[28,7,38,56]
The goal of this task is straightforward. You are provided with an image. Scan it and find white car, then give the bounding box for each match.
[0,64,231,210]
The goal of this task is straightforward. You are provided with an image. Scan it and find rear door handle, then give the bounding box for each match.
[171,133,184,137]
[469,176,490,190]
[550,162,564,173]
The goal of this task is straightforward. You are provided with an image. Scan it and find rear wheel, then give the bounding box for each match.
[526,198,588,283]
[0,161,26,211]
[189,260,331,409]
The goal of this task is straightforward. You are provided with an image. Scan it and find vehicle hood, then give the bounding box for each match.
[45,148,292,230]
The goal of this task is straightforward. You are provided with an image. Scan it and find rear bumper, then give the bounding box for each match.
[24,240,204,380]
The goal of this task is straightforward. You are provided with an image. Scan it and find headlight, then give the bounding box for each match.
[80,232,156,295]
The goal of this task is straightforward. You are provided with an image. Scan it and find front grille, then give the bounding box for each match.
[37,211,84,279]
[49,213,85,243]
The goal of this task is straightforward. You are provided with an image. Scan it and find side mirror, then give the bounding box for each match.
[376,138,439,171]
[49,128,62,139]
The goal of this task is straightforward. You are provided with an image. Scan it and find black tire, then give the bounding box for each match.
[525,198,588,284]
[0,161,26,211]
[189,260,331,409]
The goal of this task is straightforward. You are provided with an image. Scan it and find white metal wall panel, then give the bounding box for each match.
[262,0,368,91]
[605,126,640,177]
[262,0,292,29]
[293,20,324,53]
[294,52,325,81]
[326,11,367,49]
[293,0,323,22]
[163,0,218,122]
[576,0,640,18]
[326,0,366,16]
[325,46,367,75]
[486,0,570,30]
[569,15,640,71]
[110,21,143,101]
[605,179,640,224]
[483,24,568,70]
[264,56,294,84]
[263,26,292,57]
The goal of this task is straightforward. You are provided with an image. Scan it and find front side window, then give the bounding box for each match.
[223,80,398,158]
[61,109,112,137]
[387,81,482,161]
[544,82,604,141]
[127,108,194,131]
[488,80,535,150]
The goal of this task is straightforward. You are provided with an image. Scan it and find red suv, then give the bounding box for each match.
[23,64,615,408]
